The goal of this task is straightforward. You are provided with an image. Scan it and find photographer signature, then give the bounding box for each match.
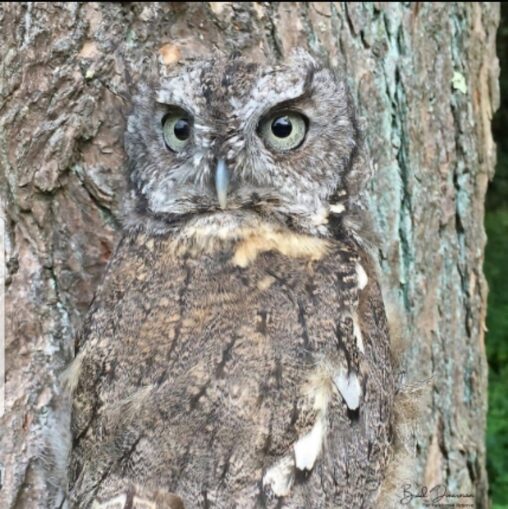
[400,483,474,506]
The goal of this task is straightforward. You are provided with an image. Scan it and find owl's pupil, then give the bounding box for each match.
[174,119,190,140]
[271,117,292,138]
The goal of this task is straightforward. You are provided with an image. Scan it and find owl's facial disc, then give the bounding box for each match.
[125,52,358,235]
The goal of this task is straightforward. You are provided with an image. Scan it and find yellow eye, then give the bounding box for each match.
[259,112,308,151]
[162,113,191,152]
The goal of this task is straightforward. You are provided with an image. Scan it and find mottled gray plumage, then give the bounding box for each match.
[66,51,394,508]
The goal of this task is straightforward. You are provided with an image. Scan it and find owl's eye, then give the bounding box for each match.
[162,113,191,152]
[259,112,308,151]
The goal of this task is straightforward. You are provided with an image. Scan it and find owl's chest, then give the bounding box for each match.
[143,242,351,331]
[98,232,359,385]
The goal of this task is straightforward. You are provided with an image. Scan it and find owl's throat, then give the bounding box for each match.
[168,210,331,266]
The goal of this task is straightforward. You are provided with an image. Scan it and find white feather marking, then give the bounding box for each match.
[329,203,345,214]
[293,417,325,471]
[356,263,368,290]
[334,370,362,410]
[352,313,365,353]
[263,455,295,497]
[310,206,329,226]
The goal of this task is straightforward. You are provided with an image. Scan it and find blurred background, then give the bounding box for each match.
[487,4,508,508]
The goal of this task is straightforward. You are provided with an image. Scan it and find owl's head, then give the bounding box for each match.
[124,51,360,238]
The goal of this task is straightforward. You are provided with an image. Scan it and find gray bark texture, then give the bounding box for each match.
[0,2,500,508]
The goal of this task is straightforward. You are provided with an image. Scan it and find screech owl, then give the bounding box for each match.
[64,50,395,509]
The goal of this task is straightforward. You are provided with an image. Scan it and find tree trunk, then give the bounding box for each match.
[0,2,499,507]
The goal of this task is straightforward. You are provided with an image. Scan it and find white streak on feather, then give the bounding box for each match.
[293,416,325,471]
[356,263,368,290]
[262,456,295,497]
[334,370,362,410]
[310,205,329,226]
[352,313,365,353]
[329,203,345,214]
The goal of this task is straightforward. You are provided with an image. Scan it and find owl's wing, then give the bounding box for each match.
[262,248,394,507]
[326,253,394,502]
[64,234,191,508]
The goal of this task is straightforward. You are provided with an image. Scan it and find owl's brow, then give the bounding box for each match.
[262,65,318,112]
[154,97,192,111]
[152,67,320,129]
[261,91,312,116]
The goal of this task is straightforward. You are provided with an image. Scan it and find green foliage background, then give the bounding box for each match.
[486,4,508,507]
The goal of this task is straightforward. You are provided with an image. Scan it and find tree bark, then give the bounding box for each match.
[0,2,499,508]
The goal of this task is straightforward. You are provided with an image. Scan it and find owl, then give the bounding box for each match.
[63,50,395,509]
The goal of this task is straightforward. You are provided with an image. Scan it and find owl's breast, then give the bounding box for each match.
[114,226,349,383]
[71,225,392,506]
[76,223,366,425]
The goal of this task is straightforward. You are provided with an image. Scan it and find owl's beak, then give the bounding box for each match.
[215,158,230,209]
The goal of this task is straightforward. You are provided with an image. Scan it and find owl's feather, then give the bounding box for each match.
[65,52,395,508]
[68,215,393,508]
